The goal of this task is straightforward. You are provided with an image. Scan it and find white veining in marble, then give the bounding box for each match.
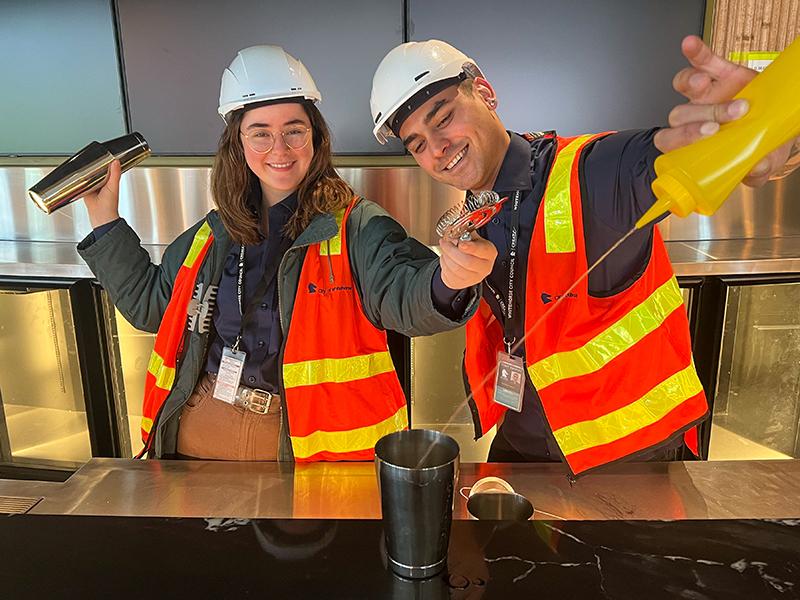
[538,523,797,596]
[484,555,595,584]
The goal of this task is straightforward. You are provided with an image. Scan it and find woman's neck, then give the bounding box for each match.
[260,181,296,208]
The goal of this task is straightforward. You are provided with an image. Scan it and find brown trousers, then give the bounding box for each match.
[177,374,281,460]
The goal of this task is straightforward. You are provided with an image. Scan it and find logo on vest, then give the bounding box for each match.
[308,282,353,295]
[541,291,578,305]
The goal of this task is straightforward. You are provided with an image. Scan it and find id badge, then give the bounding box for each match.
[213,346,247,404]
[493,351,525,412]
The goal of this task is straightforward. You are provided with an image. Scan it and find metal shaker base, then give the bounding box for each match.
[387,554,447,579]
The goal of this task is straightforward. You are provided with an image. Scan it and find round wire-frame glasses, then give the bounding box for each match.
[240,126,311,154]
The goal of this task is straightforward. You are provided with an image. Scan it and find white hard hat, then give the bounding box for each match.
[218,45,321,121]
[370,40,483,144]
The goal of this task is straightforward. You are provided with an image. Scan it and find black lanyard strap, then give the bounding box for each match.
[230,216,298,350]
[232,243,246,351]
[483,190,522,353]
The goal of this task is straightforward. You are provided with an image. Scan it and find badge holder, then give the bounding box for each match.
[213,339,246,405]
[493,349,525,412]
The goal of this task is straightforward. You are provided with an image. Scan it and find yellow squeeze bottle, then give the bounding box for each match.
[637,36,800,229]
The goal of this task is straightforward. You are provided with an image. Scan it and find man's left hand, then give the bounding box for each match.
[654,35,798,187]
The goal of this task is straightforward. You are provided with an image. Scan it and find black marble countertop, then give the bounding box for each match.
[1,515,798,599]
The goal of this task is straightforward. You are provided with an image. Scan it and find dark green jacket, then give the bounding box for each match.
[78,199,478,459]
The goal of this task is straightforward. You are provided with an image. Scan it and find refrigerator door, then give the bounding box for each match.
[100,292,155,458]
[710,281,800,460]
[0,288,91,469]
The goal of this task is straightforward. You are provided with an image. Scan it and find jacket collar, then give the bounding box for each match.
[292,212,339,248]
[289,201,351,249]
[205,210,231,247]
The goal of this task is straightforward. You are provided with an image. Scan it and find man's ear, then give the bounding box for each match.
[473,77,498,110]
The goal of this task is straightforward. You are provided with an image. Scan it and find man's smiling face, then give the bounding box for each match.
[399,78,507,192]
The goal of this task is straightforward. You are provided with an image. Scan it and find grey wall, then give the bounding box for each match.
[116,0,405,155]
[409,0,705,136]
[0,0,126,154]
[1,0,705,155]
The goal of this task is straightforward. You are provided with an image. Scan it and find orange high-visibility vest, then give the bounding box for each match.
[466,134,707,475]
[282,198,408,461]
[141,221,214,443]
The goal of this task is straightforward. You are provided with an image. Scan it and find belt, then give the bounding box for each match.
[206,373,280,415]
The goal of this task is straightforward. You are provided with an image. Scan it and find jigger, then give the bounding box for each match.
[28,132,150,214]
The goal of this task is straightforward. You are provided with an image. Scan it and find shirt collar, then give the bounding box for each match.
[246,183,299,218]
[245,183,299,241]
[491,132,534,194]
[271,191,298,215]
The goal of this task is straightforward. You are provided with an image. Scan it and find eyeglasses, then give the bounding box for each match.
[240,126,311,154]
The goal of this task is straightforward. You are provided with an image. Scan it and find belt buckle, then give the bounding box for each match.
[241,388,272,414]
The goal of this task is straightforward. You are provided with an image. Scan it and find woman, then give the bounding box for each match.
[78,45,495,461]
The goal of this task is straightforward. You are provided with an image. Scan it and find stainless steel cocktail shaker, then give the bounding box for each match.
[28,132,150,214]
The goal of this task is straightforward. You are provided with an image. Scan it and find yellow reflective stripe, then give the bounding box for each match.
[529,277,684,390]
[141,417,153,434]
[283,351,394,389]
[553,362,703,456]
[147,350,176,391]
[544,135,593,253]
[291,405,408,459]
[320,209,345,257]
[183,221,213,268]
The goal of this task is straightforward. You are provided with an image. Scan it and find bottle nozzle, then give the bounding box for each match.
[637,172,697,229]
[635,197,672,229]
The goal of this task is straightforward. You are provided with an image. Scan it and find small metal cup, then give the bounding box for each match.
[375,429,460,579]
[466,491,534,521]
[28,132,150,214]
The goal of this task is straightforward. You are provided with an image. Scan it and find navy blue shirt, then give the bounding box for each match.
[479,130,663,460]
[203,192,297,392]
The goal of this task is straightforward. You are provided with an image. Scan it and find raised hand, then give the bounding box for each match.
[83,159,122,228]
[655,35,797,187]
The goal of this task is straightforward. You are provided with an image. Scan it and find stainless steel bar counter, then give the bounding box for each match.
[2,458,798,520]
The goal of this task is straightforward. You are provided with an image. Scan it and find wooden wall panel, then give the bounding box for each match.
[711,0,800,63]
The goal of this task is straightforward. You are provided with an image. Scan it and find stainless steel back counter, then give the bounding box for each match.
[2,458,798,521]
[5,237,800,279]
[2,161,800,279]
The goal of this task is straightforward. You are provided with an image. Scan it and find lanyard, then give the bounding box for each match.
[484,189,522,353]
[231,241,278,352]
[232,244,247,351]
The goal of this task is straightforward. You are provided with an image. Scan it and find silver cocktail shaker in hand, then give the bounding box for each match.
[28,132,150,214]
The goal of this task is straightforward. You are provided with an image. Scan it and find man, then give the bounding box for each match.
[369,36,800,476]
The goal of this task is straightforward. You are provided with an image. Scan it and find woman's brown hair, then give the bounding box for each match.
[211,101,353,245]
